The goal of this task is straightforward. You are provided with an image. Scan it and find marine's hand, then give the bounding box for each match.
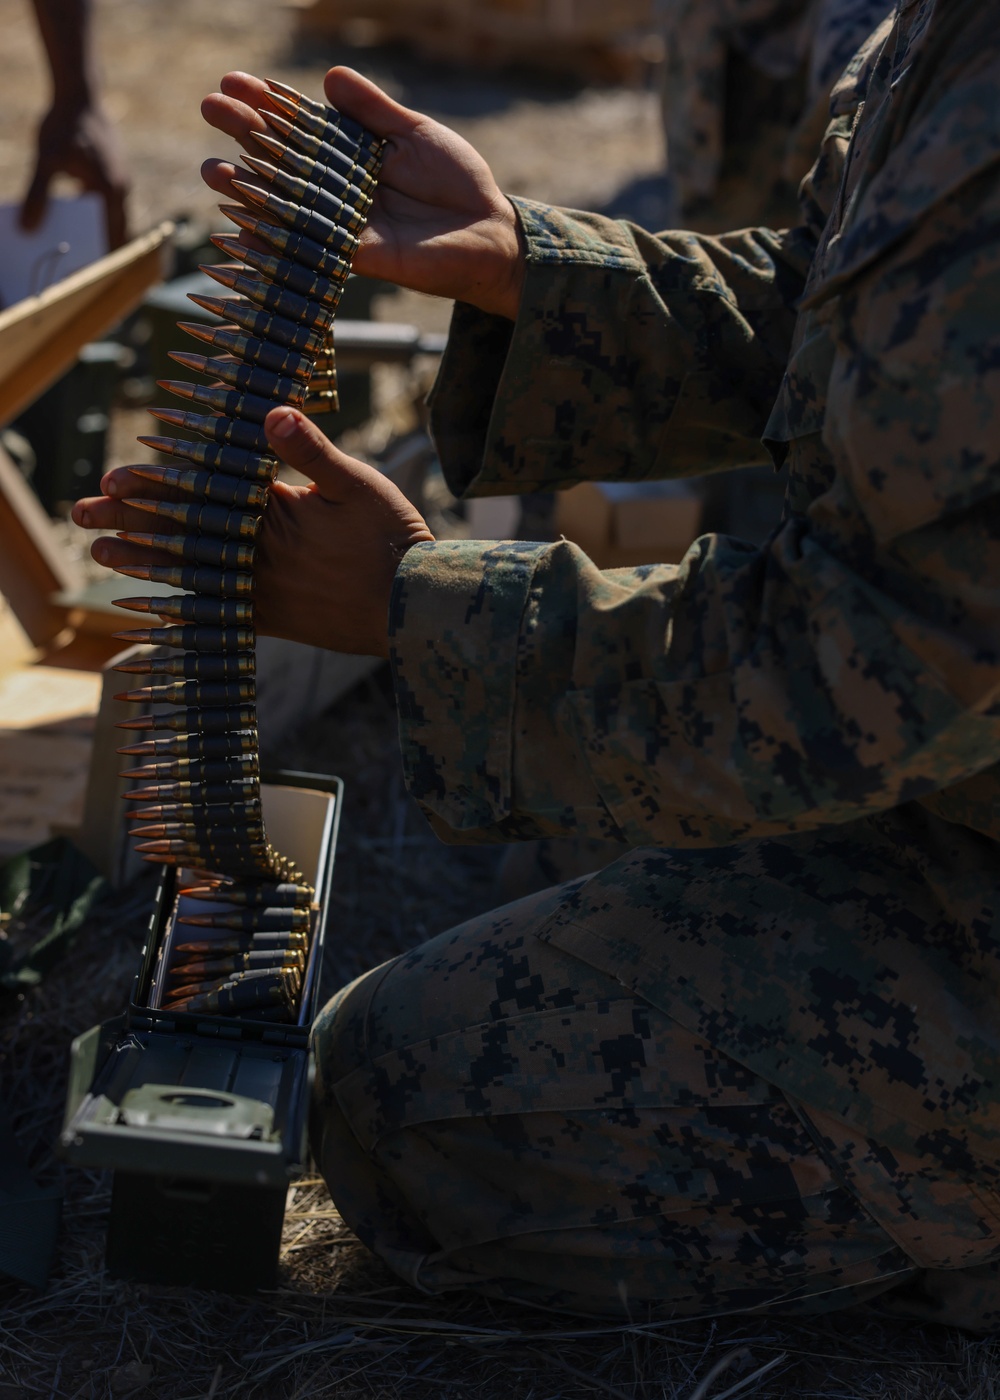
[20,99,130,249]
[200,68,525,320]
[72,408,434,658]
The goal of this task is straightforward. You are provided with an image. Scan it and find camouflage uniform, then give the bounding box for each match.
[659,0,890,219]
[312,0,1000,1327]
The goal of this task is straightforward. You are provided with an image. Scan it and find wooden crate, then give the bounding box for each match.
[299,0,657,83]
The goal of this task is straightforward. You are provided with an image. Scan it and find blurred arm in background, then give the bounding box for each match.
[20,0,130,249]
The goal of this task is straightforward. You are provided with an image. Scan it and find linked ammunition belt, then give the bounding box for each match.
[105,80,384,1021]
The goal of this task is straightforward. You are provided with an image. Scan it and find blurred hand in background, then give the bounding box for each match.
[20,0,130,250]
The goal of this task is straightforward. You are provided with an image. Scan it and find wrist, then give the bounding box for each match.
[495,197,527,321]
[47,84,96,119]
[468,197,525,321]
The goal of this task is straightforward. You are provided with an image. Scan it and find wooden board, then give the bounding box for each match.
[0,664,102,858]
[0,221,173,429]
[0,442,79,647]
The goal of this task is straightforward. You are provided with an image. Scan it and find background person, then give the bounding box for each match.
[20,0,130,250]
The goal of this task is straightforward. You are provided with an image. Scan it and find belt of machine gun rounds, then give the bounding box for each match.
[105,80,384,1022]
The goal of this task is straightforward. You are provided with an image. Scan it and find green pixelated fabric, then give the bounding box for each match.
[312,887,1000,1328]
[374,0,1000,1304]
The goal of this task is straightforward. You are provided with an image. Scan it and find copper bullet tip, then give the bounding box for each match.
[264,77,302,101]
[210,234,244,259]
[166,351,208,374]
[263,95,298,124]
[242,154,278,182]
[178,320,222,346]
[157,379,197,400]
[186,293,230,318]
[219,204,261,233]
[201,264,239,291]
[262,109,295,138]
[136,434,176,453]
[230,179,269,210]
[146,407,188,430]
[250,129,285,160]
[115,532,159,548]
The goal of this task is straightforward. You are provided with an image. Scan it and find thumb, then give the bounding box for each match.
[265,406,366,500]
[321,67,421,138]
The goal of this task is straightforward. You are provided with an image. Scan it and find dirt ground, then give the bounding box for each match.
[2,2,1000,1398]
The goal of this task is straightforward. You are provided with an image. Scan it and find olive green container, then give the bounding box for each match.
[60,770,342,1292]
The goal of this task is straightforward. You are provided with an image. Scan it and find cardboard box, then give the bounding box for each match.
[555,479,702,568]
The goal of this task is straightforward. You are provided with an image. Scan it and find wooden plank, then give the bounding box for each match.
[0,221,174,428]
[0,729,94,857]
[0,663,102,858]
[0,665,101,734]
[0,442,78,646]
[0,595,33,683]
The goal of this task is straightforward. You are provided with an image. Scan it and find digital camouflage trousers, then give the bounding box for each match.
[311,846,1000,1331]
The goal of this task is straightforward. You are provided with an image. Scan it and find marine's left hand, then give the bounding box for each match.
[71,408,435,657]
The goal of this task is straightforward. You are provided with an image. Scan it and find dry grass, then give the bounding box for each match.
[2,674,1000,1399]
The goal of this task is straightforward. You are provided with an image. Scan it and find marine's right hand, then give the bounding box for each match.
[200,68,525,321]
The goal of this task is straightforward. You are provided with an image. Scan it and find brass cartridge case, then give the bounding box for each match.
[179,906,312,933]
[113,562,255,598]
[114,651,254,681]
[113,595,254,626]
[177,321,314,382]
[115,531,256,570]
[187,290,326,359]
[147,405,272,456]
[115,678,255,707]
[166,352,307,408]
[123,497,262,541]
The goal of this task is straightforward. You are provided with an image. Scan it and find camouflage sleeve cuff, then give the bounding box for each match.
[388,537,620,844]
[428,197,801,498]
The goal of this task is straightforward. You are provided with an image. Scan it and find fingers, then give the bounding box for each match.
[321,67,421,137]
[72,464,190,533]
[201,157,257,206]
[104,184,129,251]
[201,86,269,156]
[221,71,273,112]
[90,536,178,571]
[100,464,193,505]
[73,494,174,534]
[265,407,368,502]
[19,156,52,233]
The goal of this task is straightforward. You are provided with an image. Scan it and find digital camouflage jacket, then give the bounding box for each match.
[387,0,1000,1185]
[658,0,891,209]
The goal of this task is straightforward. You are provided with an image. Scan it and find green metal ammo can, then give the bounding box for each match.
[60,770,342,1292]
